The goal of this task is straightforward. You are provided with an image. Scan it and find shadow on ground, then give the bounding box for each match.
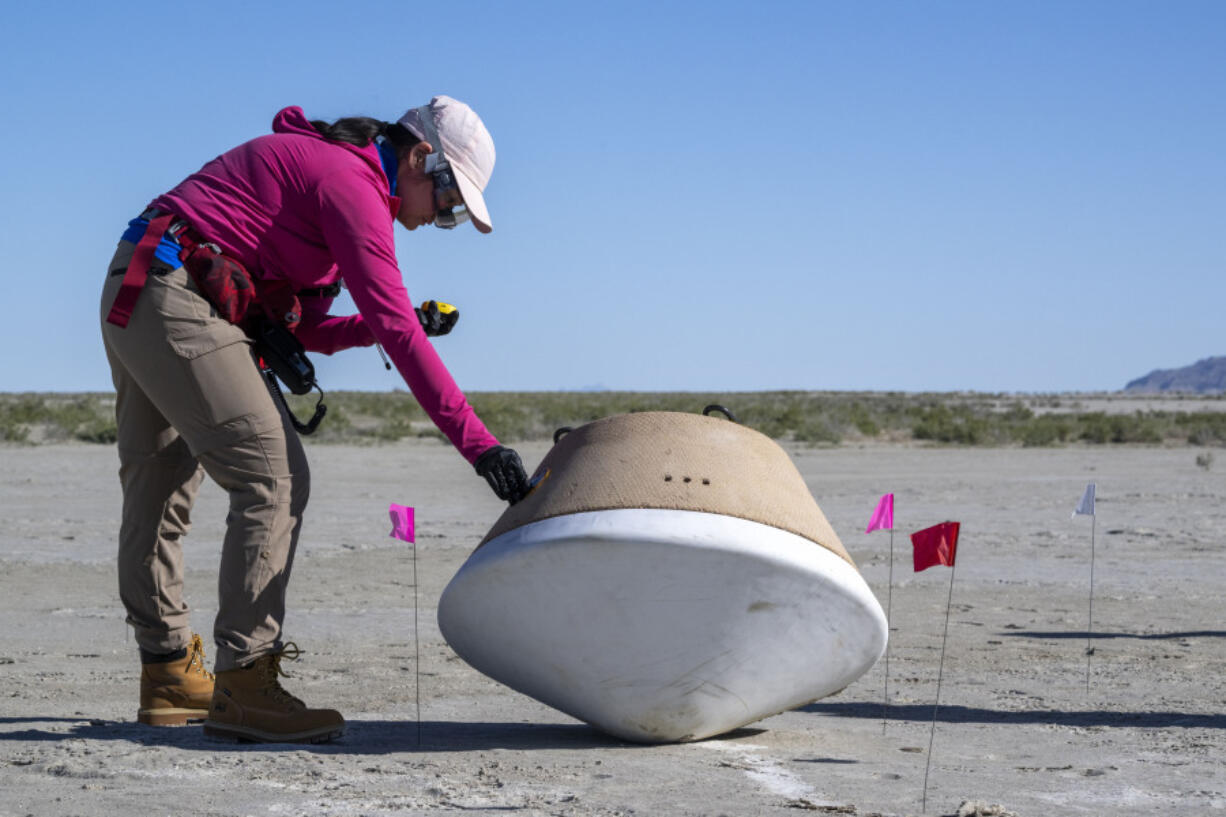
[0,718,617,753]
[804,702,1226,729]
[0,718,766,753]
[999,629,1226,640]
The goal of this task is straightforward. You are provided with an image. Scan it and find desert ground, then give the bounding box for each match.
[1,438,1223,816]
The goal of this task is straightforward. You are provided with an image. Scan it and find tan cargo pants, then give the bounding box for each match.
[99,241,309,672]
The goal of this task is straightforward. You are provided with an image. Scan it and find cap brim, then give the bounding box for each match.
[453,166,492,234]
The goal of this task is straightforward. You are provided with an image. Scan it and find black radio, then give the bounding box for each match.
[254,319,326,434]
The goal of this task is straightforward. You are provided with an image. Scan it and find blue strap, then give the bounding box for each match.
[121,217,183,268]
[376,139,399,196]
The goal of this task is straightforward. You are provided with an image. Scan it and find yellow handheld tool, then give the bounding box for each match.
[417,300,459,337]
[423,300,457,317]
[376,299,460,369]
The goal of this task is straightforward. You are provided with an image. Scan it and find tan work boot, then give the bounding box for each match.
[137,633,215,726]
[203,643,344,744]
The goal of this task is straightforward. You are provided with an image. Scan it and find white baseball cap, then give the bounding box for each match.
[397,95,495,234]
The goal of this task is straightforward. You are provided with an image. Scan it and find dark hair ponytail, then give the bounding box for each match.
[308,116,421,153]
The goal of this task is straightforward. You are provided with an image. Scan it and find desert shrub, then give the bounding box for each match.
[1,421,30,443]
[468,395,534,441]
[1,396,52,425]
[1077,412,1163,444]
[1019,415,1073,447]
[0,395,115,442]
[911,405,995,445]
[793,418,841,444]
[744,400,807,441]
[342,390,426,421]
[847,402,880,437]
[1176,413,1226,446]
[361,416,411,442]
[50,397,112,441]
[6,391,1225,449]
[75,418,118,443]
[0,396,48,442]
[1119,413,1164,444]
[1001,401,1035,423]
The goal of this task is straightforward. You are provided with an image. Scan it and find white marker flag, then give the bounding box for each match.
[1072,483,1096,517]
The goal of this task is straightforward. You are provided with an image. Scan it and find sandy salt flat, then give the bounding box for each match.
[1,440,1224,816]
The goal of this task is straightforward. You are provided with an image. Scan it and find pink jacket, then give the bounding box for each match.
[152,106,498,463]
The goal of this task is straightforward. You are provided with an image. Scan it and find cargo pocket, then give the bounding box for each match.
[166,319,250,361]
[240,532,279,603]
[153,276,281,454]
[149,268,234,349]
[180,334,283,454]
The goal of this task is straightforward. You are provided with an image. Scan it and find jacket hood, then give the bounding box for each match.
[272,106,399,215]
[273,107,387,179]
[272,105,324,139]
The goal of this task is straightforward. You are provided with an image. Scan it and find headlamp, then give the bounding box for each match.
[415,106,470,230]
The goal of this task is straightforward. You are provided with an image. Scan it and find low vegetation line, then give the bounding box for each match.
[3,391,1225,448]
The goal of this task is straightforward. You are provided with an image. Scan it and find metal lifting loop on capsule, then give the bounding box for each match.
[702,404,739,423]
[553,427,574,444]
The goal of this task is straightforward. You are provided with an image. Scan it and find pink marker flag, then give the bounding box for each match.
[866,493,895,533]
[389,503,415,543]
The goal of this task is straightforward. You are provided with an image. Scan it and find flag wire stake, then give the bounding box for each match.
[882,526,894,734]
[413,538,422,746]
[1085,512,1096,695]
[922,560,957,815]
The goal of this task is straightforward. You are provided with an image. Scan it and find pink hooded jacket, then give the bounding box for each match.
[152,106,498,464]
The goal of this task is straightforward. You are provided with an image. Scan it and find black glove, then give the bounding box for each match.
[416,300,459,337]
[474,445,528,504]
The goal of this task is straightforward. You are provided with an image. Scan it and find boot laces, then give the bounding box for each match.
[187,633,215,681]
[259,642,305,708]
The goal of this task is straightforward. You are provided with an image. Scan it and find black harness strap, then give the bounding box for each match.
[298,283,342,298]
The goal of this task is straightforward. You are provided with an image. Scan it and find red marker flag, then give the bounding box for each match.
[910,522,959,572]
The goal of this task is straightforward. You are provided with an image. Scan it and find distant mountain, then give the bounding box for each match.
[1124,356,1226,393]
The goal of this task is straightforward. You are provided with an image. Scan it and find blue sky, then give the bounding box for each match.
[2,0,1223,392]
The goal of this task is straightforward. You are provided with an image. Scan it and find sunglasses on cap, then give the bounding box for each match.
[414,106,470,230]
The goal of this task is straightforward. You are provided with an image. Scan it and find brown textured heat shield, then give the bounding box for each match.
[479,412,853,565]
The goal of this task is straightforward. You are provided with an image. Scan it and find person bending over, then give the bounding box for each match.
[100,95,527,743]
